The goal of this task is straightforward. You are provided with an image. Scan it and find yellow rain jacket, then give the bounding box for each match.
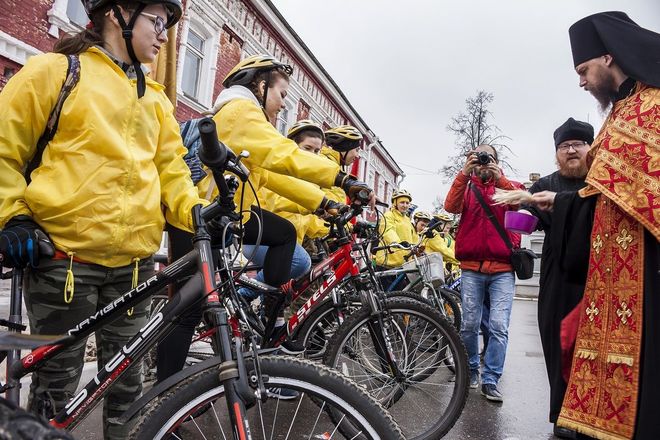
[422,232,459,265]
[209,89,339,219]
[374,209,417,268]
[320,147,349,204]
[0,48,205,267]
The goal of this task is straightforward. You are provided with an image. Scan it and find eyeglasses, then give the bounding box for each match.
[557,141,588,152]
[140,11,166,36]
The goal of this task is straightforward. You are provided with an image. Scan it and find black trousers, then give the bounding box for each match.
[156,207,296,382]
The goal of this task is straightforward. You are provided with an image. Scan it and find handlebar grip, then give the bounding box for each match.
[197,117,228,170]
[356,189,371,203]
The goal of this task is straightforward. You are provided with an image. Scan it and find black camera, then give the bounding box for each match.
[476,151,493,165]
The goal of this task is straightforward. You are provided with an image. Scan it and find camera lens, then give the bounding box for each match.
[477,151,491,165]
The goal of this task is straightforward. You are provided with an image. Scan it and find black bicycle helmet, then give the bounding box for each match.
[82,0,182,28]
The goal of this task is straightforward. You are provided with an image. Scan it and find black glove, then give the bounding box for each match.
[0,215,54,268]
[205,216,241,247]
[317,197,346,216]
[334,172,372,203]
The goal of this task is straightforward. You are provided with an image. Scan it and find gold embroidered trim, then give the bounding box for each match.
[556,418,629,440]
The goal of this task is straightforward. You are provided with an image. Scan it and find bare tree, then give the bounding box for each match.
[431,195,445,214]
[441,91,516,182]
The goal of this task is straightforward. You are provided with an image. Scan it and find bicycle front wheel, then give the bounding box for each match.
[130,355,404,440]
[324,297,468,440]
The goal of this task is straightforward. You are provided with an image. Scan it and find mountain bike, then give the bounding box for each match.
[0,118,404,440]
[372,229,462,331]
[319,224,469,440]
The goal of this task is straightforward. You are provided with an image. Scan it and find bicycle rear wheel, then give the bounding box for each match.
[130,355,404,440]
[324,297,468,440]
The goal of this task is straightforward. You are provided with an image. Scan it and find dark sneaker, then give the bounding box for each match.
[267,387,300,400]
[553,423,577,439]
[469,371,480,389]
[481,383,503,402]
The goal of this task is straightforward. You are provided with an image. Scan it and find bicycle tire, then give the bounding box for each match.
[0,397,73,440]
[400,283,462,331]
[129,355,404,440]
[437,288,462,331]
[324,297,469,440]
[294,299,346,360]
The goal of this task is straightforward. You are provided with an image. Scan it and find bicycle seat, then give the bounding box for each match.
[0,331,72,350]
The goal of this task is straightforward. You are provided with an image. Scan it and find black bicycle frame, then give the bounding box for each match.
[5,205,249,434]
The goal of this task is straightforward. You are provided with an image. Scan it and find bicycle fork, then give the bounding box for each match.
[359,290,404,380]
[206,306,256,440]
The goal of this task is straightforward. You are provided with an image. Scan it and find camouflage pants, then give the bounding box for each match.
[24,257,153,440]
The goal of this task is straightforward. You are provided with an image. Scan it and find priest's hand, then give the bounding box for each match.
[530,191,556,211]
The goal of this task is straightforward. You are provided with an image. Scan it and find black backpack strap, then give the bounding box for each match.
[25,54,81,184]
[469,182,515,250]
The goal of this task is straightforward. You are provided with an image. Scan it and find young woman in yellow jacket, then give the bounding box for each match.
[241,120,329,301]
[208,56,373,338]
[374,189,418,269]
[0,1,206,437]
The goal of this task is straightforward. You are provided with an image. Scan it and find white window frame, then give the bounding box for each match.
[276,101,293,136]
[176,11,219,112]
[47,0,86,38]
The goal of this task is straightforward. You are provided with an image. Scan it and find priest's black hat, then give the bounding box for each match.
[553,118,594,148]
[569,12,660,88]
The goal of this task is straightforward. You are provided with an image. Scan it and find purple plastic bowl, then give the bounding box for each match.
[504,211,538,234]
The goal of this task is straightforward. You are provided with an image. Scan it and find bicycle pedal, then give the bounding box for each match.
[0,319,27,332]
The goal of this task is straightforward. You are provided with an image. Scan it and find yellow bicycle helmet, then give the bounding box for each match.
[324,125,363,152]
[434,213,453,223]
[413,211,433,222]
[391,189,412,203]
[222,54,293,88]
[287,119,324,141]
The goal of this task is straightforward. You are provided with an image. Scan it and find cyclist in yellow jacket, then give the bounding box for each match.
[0,1,207,437]
[374,189,417,269]
[243,120,329,298]
[412,211,459,266]
[266,119,332,243]
[209,55,373,330]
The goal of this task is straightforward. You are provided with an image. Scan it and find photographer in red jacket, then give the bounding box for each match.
[445,144,524,403]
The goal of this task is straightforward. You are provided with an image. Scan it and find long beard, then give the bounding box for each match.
[589,70,617,113]
[556,157,589,179]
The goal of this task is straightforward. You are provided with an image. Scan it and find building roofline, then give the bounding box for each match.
[248,0,403,176]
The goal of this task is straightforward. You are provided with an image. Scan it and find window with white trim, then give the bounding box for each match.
[277,105,290,135]
[181,30,205,100]
[177,16,219,110]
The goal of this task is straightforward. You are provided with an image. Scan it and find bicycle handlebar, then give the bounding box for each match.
[198,117,250,183]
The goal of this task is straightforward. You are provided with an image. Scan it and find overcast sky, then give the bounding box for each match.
[271,0,659,211]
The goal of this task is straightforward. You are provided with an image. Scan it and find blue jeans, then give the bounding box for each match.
[240,244,311,301]
[460,270,515,385]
